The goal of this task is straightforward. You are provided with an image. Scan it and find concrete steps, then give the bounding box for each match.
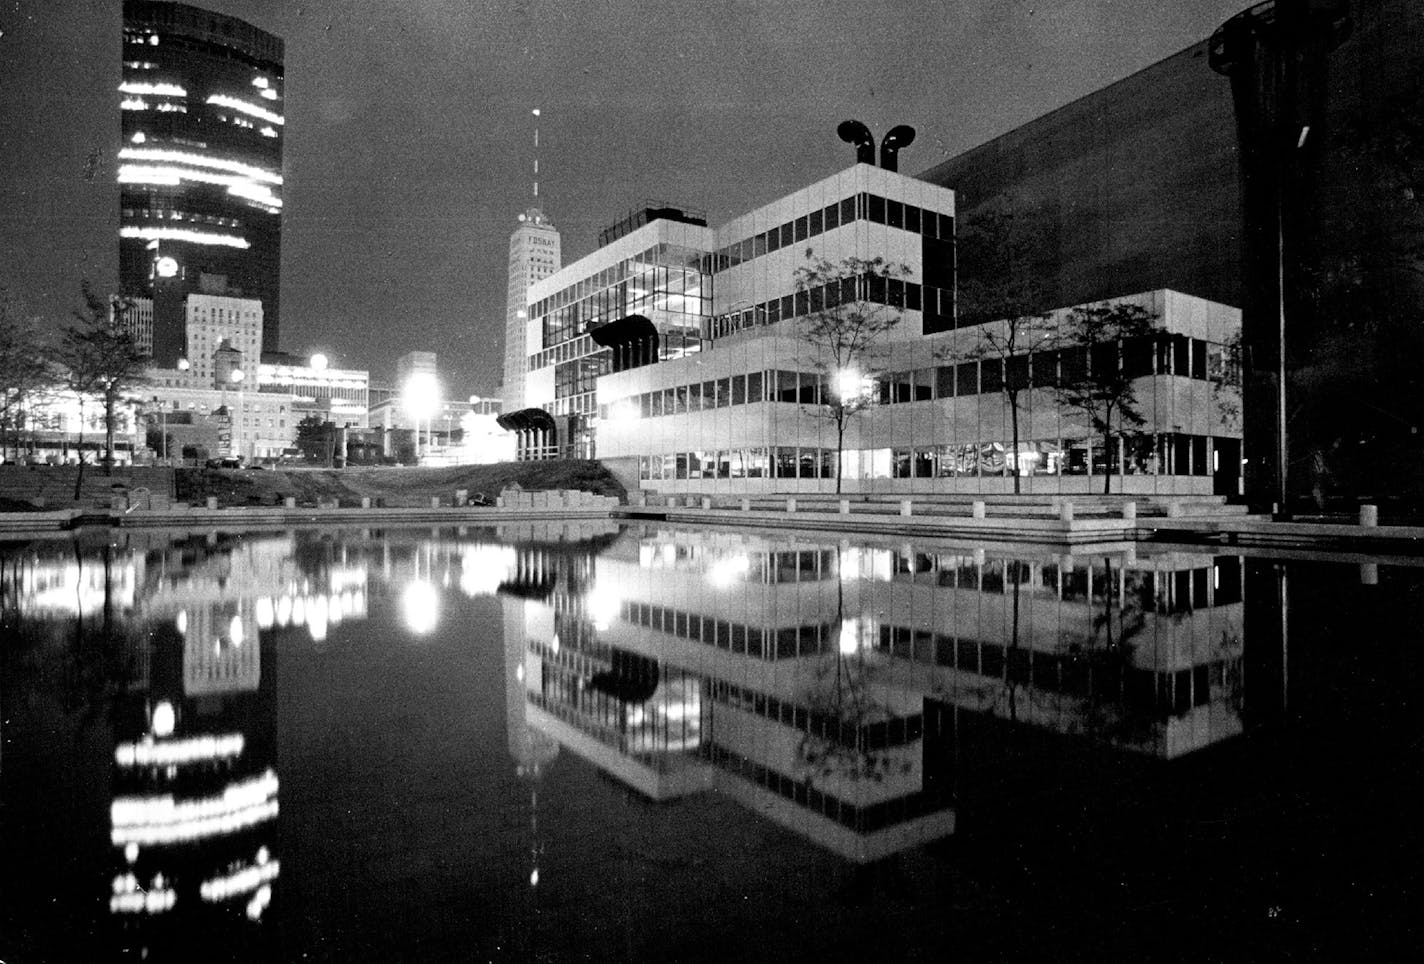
[0,466,175,510]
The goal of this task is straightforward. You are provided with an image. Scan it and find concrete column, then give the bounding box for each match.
[431,496,441,509]
[900,500,913,517]
[1122,501,1137,521]
[786,497,797,513]
[1059,502,1074,523]
[839,499,850,515]
[283,497,296,509]
[360,497,371,509]
[1359,504,1379,527]
[971,500,986,520]
[205,496,218,510]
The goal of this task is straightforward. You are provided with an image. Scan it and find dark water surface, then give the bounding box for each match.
[1,521,1421,962]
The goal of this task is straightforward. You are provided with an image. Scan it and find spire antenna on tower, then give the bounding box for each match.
[531,108,541,200]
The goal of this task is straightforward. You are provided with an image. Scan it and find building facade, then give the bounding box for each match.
[502,209,562,412]
[119,1,284,363]
[184,290,263,384]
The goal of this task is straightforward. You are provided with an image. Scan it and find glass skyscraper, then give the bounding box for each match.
[119,1,284,365]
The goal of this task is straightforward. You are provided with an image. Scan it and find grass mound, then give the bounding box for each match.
[177,460,624,507]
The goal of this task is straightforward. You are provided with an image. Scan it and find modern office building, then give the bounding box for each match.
[502,209,562,412]
[512,162,1239,495]
[119,1,285,364]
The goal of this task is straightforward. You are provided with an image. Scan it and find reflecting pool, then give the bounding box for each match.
[2,522,1421,961]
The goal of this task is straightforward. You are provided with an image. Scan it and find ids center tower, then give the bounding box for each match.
[506,140,1241,498]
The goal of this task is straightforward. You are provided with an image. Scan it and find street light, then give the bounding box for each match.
[403,372,441,464]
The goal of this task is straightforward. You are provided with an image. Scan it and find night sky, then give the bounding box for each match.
[0,0,1247,395]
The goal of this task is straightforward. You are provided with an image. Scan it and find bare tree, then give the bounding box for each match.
[55,284,149,496]
[950,205,1056,493]
[1048,301,1156,494]
[794,254,908,494]
[0,290,54,462]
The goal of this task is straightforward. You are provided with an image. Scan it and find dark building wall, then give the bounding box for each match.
[919,41,1242,313]
[120,1,284,359]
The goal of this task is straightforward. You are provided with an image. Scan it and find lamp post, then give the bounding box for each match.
[403,372,441,465]
[229,368,245,462]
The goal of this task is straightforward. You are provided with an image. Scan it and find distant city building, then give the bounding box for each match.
[184,289,263,385]
[395,351,438,387]
[119,1,285,364]
[115,297,154,356]
[257,356,369,429]
[502,209,561,412]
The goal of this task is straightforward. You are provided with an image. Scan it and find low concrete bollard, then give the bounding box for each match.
[1166,501,1184,519]
[839,499,850,515]
[205,496,218,510]
[1361,563,1379,585]
[284,497,296,509]
[496,496,504,508]
[430,496,441,509]
[900,500,913,517]
[360,497,371,509]
[786,497,797,513]
[1359,504,1379,527]
[701,496,712,510]
[971,500,986,520]
[455,489,468,507]
[1122,501,1137,521]
[1059,502,1074,523]
[741,498,751,512]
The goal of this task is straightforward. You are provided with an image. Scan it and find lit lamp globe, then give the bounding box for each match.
[310,353,328,372]
[229,368,245,384]
[833,368,863,400]
[404,372,441,422]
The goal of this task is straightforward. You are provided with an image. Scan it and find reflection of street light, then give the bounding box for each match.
[403,373,441,463]
[401,581,439,635]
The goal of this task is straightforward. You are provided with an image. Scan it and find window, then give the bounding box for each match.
[794,215,808,242]
[809,209,823,235]
[867,194,886,224]
[904,204,921,233]
[886,199,903,228]
[732,374,746,405]
[780,223,794,247]
[840,196,856,224]
[767,227,781,252]
[1192,340,1208,380]
[981,358,1003,394]
[746,370,764,403]
[954,362,978,396]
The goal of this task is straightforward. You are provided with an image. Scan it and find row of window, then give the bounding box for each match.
[702,742,949,834]
[872,623,1238,719]
[635,434,1225,482]
[539,259,710,348]
[704,271,955,340]
[704,191,954,277]
[530,242,707,321]
[601,336,1231,423]
[621,599,831,661]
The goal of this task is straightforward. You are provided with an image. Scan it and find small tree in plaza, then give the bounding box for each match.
[949,204,1056,493]
[0,291,54,462]
[1048,301,1156,494]
[55,285,149,494]
[794,254,908,494]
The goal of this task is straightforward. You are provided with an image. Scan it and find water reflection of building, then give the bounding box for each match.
[501,527,1249,862]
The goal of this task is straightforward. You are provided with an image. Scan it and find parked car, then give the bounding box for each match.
[205,456,245,470]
